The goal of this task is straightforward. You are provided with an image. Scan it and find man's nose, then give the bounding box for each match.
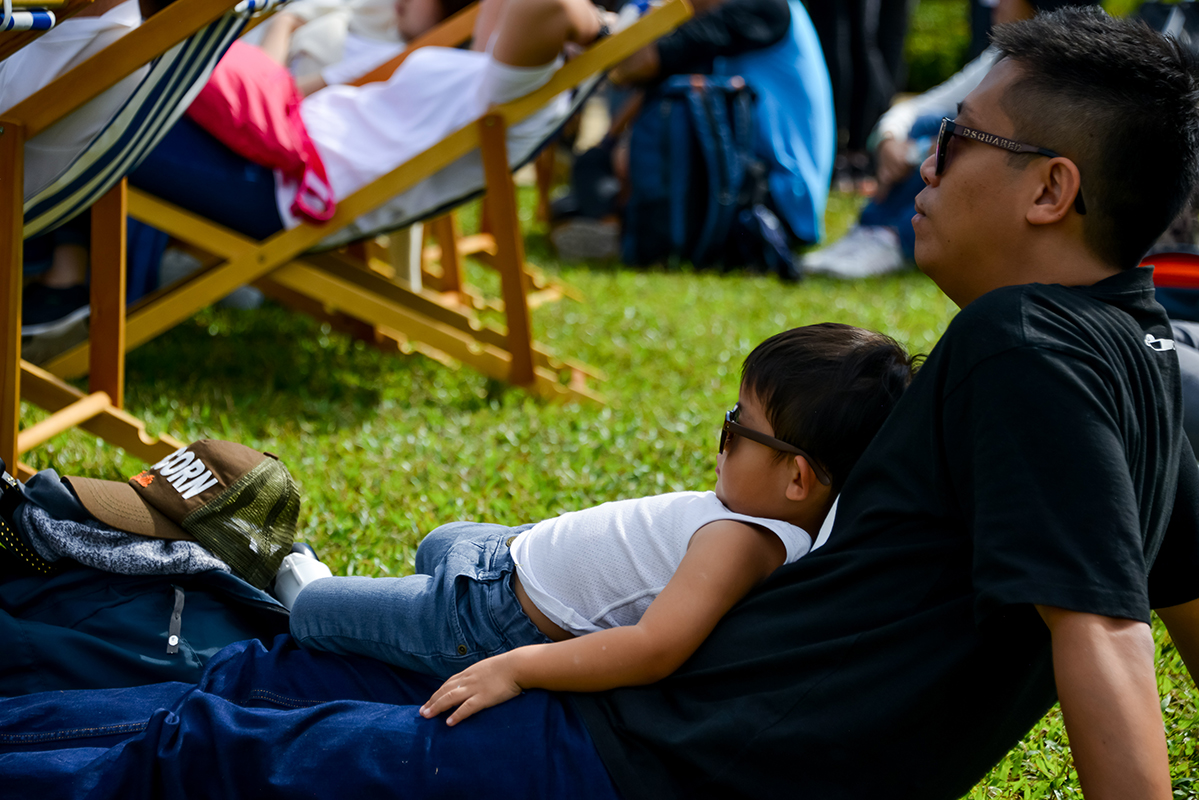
[919,151,937,187]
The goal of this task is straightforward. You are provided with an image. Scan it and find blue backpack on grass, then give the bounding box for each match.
[621,74,796,277]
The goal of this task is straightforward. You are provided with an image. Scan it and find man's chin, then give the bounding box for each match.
[913,251,930,276]
[912,237,934,277]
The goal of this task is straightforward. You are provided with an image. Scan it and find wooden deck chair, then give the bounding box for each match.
[0,0,289,477]
[294,3,581,366]
[40,0,692,406]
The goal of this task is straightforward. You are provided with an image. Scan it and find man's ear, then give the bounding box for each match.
[785,455,823,502]
[1027,157,1083,226]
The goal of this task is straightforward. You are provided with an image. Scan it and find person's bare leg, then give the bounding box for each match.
[39,244,87,289]
[489,0,602,67]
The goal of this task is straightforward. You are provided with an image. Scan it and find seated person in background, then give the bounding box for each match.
[550,0,834,260]
[255,0,408,97]
[802,0,1095,279]
[282,324,913,725]
[130,0,608,245]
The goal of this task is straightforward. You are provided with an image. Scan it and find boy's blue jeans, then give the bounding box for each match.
[290,521,552,678]
[0,635,620,800]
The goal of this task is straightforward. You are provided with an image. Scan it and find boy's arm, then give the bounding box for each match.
[1036,605,1172,800]
[421,519,788,725]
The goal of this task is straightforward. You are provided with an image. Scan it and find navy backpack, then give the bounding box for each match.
[621,74,797,278]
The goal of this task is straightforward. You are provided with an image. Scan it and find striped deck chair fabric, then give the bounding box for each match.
[21,0,283,241]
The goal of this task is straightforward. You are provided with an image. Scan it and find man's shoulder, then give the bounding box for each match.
[930,274,1166,399]
[940,283,1063,362]
[949,274,1157,353]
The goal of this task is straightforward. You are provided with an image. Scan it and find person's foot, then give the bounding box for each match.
[273,543,333,609]
[20,284,90,337]
[802,226,906,279]
[550,217,621,260]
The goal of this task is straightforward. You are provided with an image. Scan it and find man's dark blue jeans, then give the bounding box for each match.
[0,635,621,800]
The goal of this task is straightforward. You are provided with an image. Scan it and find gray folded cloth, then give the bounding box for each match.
[19,502,230,576]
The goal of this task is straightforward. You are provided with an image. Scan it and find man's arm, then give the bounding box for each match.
[1156,597,1199,681]
[1036,605,1171,800]
[421,519,787,725]
[611,0,789,85]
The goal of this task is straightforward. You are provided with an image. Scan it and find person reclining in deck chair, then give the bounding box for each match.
[0,9,1197,799]
[130,0,621,245]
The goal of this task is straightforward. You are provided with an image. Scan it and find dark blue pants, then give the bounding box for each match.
[129,116,284,241]
[859,167,923,259]
[856,113,941,260]
[0,635,621,800]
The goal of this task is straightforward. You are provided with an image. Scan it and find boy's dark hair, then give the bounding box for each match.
[991,7,1199,269]
[741,324,915,493]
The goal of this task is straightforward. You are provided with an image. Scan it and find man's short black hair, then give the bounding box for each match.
[991,7,1199,269]
[741,324,915,493]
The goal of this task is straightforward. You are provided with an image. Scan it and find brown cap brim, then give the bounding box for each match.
[64,476,195,541]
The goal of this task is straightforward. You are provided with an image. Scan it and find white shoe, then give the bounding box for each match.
[274,552,333,609]
[803,226,905,279]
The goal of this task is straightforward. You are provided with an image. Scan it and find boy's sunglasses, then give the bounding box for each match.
[720,403,831,486]
[935,117,1086,215]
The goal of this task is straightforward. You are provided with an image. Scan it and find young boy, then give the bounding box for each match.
[287,323,914,724]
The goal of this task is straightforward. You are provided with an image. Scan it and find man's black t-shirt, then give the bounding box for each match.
[572,268,1199,800]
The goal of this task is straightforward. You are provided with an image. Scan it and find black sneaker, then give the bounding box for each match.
[21,284,91,337]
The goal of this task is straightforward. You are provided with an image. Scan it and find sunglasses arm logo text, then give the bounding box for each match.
[959,128,1021,153]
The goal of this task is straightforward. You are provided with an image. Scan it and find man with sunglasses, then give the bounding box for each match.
[803,0,1099,280]
[575,7,1199,800]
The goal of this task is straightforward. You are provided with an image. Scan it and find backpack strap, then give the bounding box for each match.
[666,89,693,262]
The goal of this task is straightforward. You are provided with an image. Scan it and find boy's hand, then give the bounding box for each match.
[420,655,522,725]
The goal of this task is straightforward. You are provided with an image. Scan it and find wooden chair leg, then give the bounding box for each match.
[0,119,25,473]
[478,113,535,387]
[428,214,463,295]
[535,144,555,223]
[387,222,423,291]
[89,178,127,409]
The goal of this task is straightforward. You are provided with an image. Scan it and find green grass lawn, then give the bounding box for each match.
[18,182,1197,797]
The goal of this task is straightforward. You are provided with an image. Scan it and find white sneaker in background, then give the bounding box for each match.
[803,226,906,279]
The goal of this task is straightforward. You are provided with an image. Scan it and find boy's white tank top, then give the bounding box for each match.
[509,491,811,636]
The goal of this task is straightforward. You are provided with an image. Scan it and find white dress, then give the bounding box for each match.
[274,45,569,243]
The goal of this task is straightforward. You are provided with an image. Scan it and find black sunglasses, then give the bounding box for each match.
[936,117,1086,215]
[720,403,831,486]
